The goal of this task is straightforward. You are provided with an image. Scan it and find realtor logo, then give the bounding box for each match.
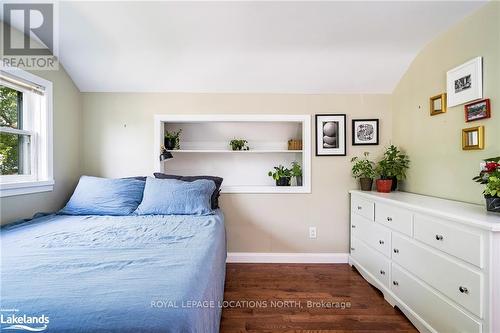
[0,310,49,332]
[1,1,59,70]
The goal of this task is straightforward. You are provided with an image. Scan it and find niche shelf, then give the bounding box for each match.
[153,114,311,193]
[166,149,302,153]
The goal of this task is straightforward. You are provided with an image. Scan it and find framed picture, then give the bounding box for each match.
[465,98,491,122]
[315,114,346,156]
[446,57,483,107]
[430,93,447,116]
[462,126,484,150]
[352,119,379,145]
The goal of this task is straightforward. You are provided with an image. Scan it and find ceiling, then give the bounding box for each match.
[51,1,487,93]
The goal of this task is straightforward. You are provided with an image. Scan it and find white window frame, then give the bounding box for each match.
[0,67,54,197]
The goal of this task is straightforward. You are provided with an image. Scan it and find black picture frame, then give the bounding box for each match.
[315,114,346,156]
[352,119,379,146]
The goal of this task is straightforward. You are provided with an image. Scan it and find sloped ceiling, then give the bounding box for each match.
[54,1,486,93]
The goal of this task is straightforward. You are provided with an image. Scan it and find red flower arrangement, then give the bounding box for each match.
[485,162,500,173]
[473,157,500,184]
[474,157,500,212]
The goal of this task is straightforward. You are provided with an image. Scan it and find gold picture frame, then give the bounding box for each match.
[462,126,484,150]
[430,93,447,116]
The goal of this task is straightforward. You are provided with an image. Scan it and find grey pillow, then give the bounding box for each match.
[153,173,223,209]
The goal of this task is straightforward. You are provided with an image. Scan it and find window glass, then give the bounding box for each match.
[0,85,30,176]
[0,85,22,129]
[0,132,31,175]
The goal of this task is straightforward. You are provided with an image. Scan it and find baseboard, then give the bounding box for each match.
[226,252,349,263]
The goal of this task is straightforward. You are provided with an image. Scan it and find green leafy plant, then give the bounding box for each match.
[375,145,410,180]
[229,139,249,151]
[473,157,500,198]
[484,176,500,198]
[164,129,182,149]
[268,165,291,181]
[351,152,375,179]
[290,161,302,178]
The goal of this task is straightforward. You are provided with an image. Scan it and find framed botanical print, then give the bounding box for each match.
[446,57,483,107]
[315,114,346,156]
[352,119,379,145]
[465,99,491,122]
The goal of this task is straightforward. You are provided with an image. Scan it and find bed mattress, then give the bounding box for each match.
[0,211,226,332]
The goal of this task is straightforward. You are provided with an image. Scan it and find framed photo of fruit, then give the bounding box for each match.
[315,114,346,156]
[352,119,379,145]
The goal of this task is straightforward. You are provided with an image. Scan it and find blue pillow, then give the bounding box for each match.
[59,176,145,215]
[135,177,215,216]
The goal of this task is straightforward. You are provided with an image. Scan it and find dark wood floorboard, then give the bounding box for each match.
[220,263,418,333]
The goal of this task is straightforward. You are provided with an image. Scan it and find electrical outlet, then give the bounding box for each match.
[309,226,317,239]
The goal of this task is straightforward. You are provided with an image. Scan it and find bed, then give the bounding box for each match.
[0,210,226,332]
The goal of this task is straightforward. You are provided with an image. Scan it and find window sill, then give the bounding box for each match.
[0,180,54,198]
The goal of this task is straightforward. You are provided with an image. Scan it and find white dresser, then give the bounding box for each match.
[349,190,500,333]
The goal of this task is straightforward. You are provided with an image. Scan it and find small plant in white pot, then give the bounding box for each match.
[291,161,302,186]
[351,152,375,191]
[229,139,249,151]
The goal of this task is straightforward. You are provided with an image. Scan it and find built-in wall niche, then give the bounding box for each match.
[153,115,311,193]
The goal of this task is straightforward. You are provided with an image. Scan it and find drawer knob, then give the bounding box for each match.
[379,240,385,245]
[393,248,399,253]
[357,206,362,210]
[352,225,356,229]
[393,281,399,286]
[459,286,469,294]
[380,270,385,275]
[350,247,355,251]
[435,234,444,241]
[387,217,393,222]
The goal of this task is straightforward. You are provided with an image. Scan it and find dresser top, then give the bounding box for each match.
[349,190,500,231]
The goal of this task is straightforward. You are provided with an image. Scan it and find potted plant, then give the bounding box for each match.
[164,129,182,150]
[377,145,410,191]
[268,165,292,186]
[291,161,302,186]
[473,157,500,213]
[229,139,249,151]
[375,158,393,193]
[351,152,375,191]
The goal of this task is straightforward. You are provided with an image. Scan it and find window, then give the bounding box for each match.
[0,69,53,197]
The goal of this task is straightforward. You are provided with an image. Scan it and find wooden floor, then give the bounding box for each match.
[220,263,418,333]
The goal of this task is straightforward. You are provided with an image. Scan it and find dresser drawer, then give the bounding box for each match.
[391,264,481,333]
[351,195,374,220]
[414,214,483,268]
[392,233,483,318]
[351,214,391,258]
[351,237,391,289]
[375,202,413,236]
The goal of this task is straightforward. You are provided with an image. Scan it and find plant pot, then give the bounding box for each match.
[276,177,291,186]
[164,137,177,150]
[295,176,303,187]
[359,178,373,191]
[389,176,398,191]
[376,179,393,193]
[485,195,500,213]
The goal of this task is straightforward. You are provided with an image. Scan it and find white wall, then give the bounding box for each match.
[81,93,392,253]
[0,24,82,225]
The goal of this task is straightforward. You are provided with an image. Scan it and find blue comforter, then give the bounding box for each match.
[0,212,226,332]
